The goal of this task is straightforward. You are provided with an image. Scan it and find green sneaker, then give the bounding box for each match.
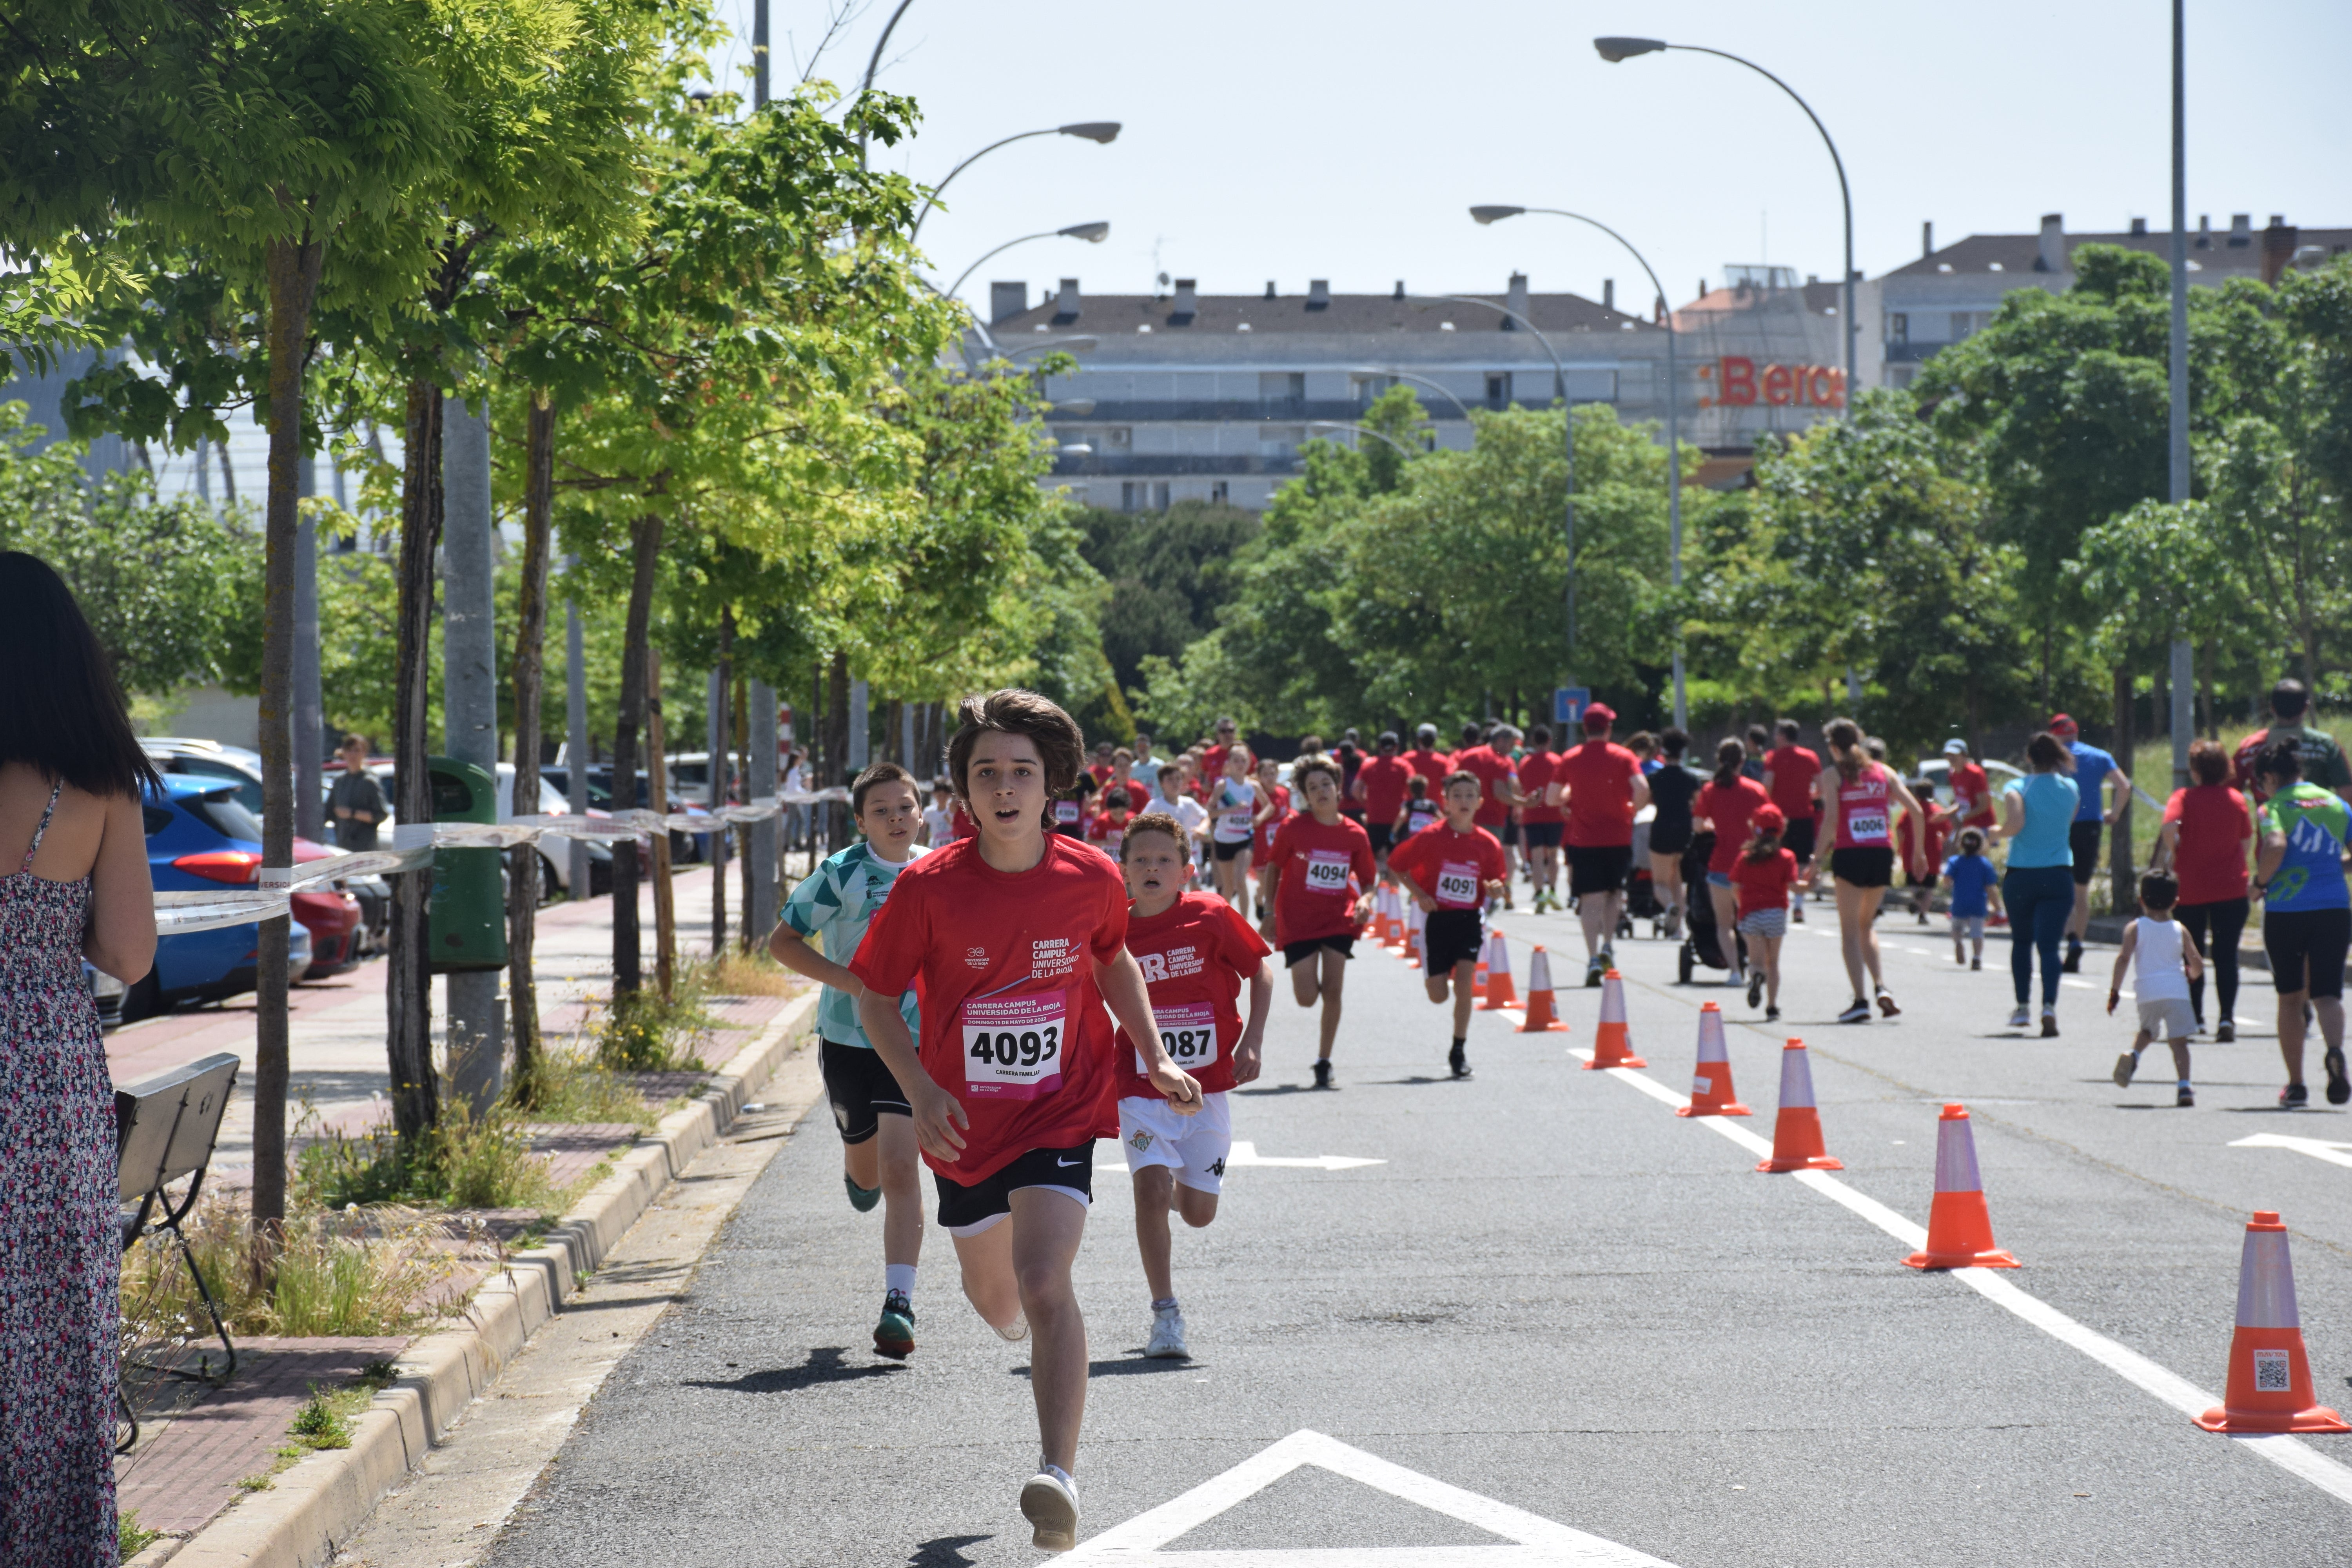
[844,1173,882,1212]
[875,1291,915,1360]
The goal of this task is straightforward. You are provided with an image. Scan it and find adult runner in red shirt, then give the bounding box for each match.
[1546,703,1650,987]
[1760,719,1823,920]
[1259,757,1376,1089]
[851,690,1201,1553]
[1403,724,1452,790]
[1388,771,1508,1080]
[1113,813,1271,1360]
[1351,731,1415,875]
[1942,738,1996,834]
[2156,738,2254,1041]
[1514,726,1567,915]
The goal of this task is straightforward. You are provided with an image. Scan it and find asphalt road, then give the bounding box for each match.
[477,886,2352,1566]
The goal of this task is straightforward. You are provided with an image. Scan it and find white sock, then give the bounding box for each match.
[886,1264,917,1299]
[1152,1296,1178,1313]
[1044,1463,1076,1488]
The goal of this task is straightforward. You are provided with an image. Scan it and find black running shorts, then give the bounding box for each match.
[1782,816,1818,866]
[1367,822,1395,854]
[933,1141,1096,1233]
[1211,836,1251,862]
[1284,934,1356,967]
[1566,842,1632,896]
[820,1038,911,1145]
[1829,846,1895,889]
[1522,821,1564,849]
[2068,820,2103,886]
[2262,906,2351,1000]
[1423,907,1485,975]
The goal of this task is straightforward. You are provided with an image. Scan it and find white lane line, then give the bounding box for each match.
[1566,1045,2352,1510]
[2230,1133,2352,1171]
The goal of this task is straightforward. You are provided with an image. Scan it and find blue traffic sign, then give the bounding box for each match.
[1553,686,1590,726]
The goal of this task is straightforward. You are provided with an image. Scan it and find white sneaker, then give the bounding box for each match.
[1146,1304,1189,1359]
[2006,1005,2031,1030]
[1022,1467,1080,1553]
[991,1313,1029,1342]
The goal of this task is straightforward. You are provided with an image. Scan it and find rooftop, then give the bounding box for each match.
[1886,213,2351,284]
[989,281,1658,338]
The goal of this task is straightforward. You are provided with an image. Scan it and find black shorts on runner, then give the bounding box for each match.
[1782,816,1818,866]
[1367,822,1395,855]
[2263,907,2351,1000]
[1284,934,1356,967]
[1648,822,1692,856]
[1566,842,1632,896]
[1423,907,1485,975]
[1211,836,1252,862]
[1829,846,1895,889]
[933,1141,1095,1234]
[2068,820,2103,886]
[1522,821,1564,849]
[820,1038,911,1145]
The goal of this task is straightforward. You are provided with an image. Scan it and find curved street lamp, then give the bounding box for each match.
[1594,36,1855,419]
[1343,365,1475,422]
[945,222,1110,301]
[1472,204,1685,730]
[1306,421,1424,460]
[912,123,1122,238]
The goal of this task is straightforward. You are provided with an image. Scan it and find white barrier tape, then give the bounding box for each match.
[154,891,292,934]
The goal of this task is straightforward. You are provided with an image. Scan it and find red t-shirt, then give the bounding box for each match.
[1763,745,1822,822]
[1515,749,1564,826]
[1201,746,1232,794]
[1899,805,1948,879]
[1404,747,1453,787]
[1087,810,1130,857]
[1088,763,1114,788]
[1732,847,1799,918]
[1451,745,1518,830]
[1354,755,1414,826]
[950,804,979,840]
[1116,892,1270,1099]
[2163,785,2252,906]
[1553,740,1641,846]
[1252,784,1291,858]
[1262,812,1376,946]
[847,835,1129,1183]
[1388,822,1507,910]
[1695,777,1773,875]
[1949,761,1995,829]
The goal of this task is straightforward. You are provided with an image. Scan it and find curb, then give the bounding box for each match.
[137,988,819,1568]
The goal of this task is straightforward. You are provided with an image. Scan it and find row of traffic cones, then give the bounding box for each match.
[1579,972,2348,1436]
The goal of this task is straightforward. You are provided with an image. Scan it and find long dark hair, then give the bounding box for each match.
[0,553,162,799]
[1825,717,1866,782]
[1713,736,1745,788]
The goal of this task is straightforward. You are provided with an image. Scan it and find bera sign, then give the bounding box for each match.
[1703,356,1845,410]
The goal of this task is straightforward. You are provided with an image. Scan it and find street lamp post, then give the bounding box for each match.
[1595,36,1855,421]
[1306,421,1424,461]
[1344,366,1475,422]
[2168,0,2193,787]
[1469,208,1685,730]
[945,222,1110,302]
[911,124,1121,238]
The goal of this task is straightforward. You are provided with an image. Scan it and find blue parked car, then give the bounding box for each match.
[130,776,312,1021]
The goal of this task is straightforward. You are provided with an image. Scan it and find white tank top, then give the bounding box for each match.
[2132,917,2191,1002]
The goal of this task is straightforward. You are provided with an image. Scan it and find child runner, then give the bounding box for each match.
[1398,773,1443,839]
[1516,726,1566,913]
[1115,812,1273,1357]
[1645,728,1699,940]
[1051,772,1095,841]
[1695,738,1771,987]
[1387,770,1508,1079]
[1733,804,1796,1020]
[2109,871,2203,1107]
[1259,757,1376,1088]
[1352,731,1414,876]
[1148,762,1209,883]
[767,761,930,1361]
[1250,754,1290,924]
[921,778,956,848]
[1087,787,1134,860]
[1206,744,1264,913]
[850,691,1202,1553]
[1944,827,2000,969]
[1899,776,1949,924]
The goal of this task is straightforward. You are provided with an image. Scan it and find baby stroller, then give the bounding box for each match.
[1676,829,1748,984]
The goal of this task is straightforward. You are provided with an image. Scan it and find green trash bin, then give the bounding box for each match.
[426,756,508,974]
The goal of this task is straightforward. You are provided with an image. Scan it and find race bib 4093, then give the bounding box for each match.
[961,991,1069,1100]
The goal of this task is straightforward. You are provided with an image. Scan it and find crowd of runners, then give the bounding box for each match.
[760,680,2352,1553]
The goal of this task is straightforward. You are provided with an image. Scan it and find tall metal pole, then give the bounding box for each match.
[1665,310,1686,730]
[565,594,588,899]
[751,0,769,110]
[2168,0,2194,785]
[293,452,324,841]
[749,678,778,939]
[442,396,504,1109]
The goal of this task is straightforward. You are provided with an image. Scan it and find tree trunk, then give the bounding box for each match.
[2110,666,2134,917]
[735,673,753,952]
[388,380,444,1144]
[253,232,323,1249]
[506,392,555,1102]
[711,609,732,956]
[646,645,677,1000]
[826,649,850,850]
[611,512,665,995]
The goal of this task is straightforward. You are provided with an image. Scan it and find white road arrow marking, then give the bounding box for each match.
[1226,1141,1385,1172]
[2230,1132,2352,1170]
[1062,1428,1677,1566]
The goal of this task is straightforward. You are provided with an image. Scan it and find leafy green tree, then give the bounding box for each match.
[1074,501,1262,695]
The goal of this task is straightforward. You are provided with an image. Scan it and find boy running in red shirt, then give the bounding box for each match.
[1259,757,1376,1089]
[1352,730,1415,875]
[1114,813,1272,1359]
[1515,726,1567,913]
[1087,787,1134,859]
[851,690,1201,1553]
[1387,771,1508,1080]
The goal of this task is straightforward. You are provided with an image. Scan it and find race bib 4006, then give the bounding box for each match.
[1846,812,1889,844]
[961,991,1068,1100]
[1139,1001,1218,1075]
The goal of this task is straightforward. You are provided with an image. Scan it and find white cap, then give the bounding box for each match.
[1942,739,1968,755]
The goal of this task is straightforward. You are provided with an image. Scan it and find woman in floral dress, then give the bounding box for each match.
[0,553,160,1565]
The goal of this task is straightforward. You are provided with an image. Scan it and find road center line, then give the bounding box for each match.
[1565,1045,2352,1510]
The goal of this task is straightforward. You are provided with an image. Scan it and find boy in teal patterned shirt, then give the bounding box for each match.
[768,760,929,1357]
[2252,739,2352,1109]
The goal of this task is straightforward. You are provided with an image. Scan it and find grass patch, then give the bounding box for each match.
[592,978,714,1071]
[681,947,799,998]
[292,1095,557,1214]
[519,1043,658,1129]
[119,1203,457,1345]
[118,1509,162,1557]
[288,1385,354,1450]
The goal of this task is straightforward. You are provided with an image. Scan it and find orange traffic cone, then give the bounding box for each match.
[1676,1003,1752,1117]
[1517,945,1570,1033]
[1902,1104,2020,1269]
[2194,1210,2350,1434]
[1586,969,1646,1068]
[1757,1039,1842,1171]
[1480,931,1517,1009]
[1369,888,1396,946]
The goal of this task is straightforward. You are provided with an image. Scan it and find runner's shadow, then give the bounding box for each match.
[909,1536,990,1566]
[685,1347,902,1393]
[1233,1083,1317,1096]
[1011,1357,1198,1379]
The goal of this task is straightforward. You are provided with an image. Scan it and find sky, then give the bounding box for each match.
[697,0,2352,317]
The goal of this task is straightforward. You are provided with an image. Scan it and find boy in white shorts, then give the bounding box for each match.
[1115,811,1271,1358]
[2108,871,2205,1107]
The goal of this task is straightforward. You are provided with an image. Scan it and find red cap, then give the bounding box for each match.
[1752,804,1786,834]
[1581,701,1615,730]
[2047,713,2079,737]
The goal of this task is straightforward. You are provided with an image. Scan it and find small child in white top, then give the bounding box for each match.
[2107,871,2204,1107]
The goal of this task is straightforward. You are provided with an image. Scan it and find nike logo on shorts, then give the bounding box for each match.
[1056,1156,1082,1167]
